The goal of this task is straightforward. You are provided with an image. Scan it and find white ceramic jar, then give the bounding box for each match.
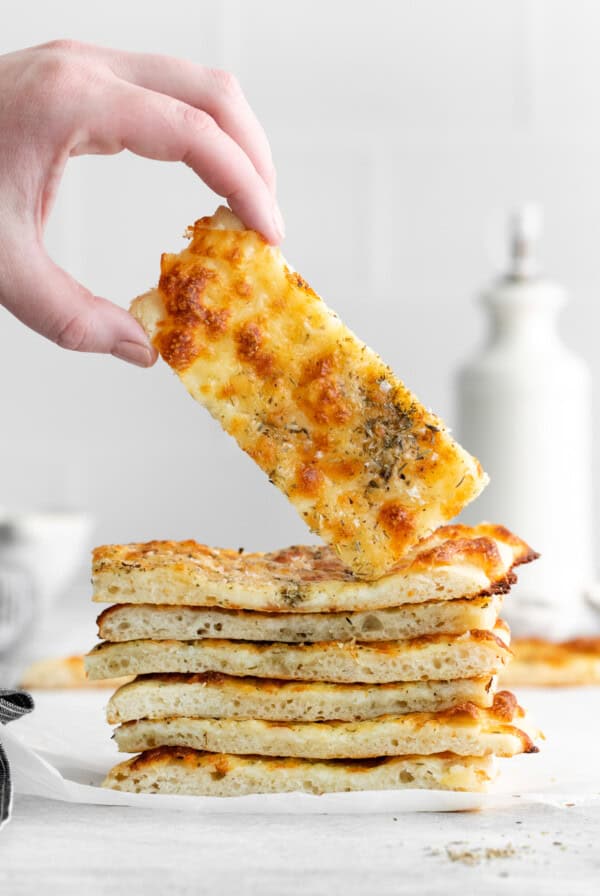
[457,206,595,637]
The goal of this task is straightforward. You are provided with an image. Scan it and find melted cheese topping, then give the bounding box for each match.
[103,749,496,795]
[84,626,513,684]
[106,673,497,725]
[92,523,537,612]
[113,690,537,760]
[130,207,488,578]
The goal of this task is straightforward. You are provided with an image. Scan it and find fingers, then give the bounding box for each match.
[0,242,156,365]
[103,50,276,194]
[71,43,282,238]
[88,80,282,243]
[29,42,283,241]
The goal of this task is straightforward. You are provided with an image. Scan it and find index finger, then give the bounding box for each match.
[94,47,276,194]
[81,80,282,243]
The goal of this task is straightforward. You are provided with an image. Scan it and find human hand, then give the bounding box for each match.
[0,40,282,366]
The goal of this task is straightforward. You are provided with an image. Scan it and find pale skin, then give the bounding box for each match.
[0,40,284,367]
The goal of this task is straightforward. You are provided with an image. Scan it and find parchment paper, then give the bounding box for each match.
[1,687,599,813]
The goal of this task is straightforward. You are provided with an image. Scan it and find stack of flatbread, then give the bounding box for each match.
[86,524,538,796]
[85,208,540,797]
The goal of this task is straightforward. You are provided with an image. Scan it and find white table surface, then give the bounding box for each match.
[1,581,600,895]
[1,795,599,895]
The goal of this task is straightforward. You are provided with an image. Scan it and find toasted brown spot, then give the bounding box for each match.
[247,434,278,470]
[295,463,325,496]
[301,354,335,384]
[196,305,230,337]
[286,269,316,295]
[160,266,214,312]
[299,376,354,426]
[158,264,229,341]
[236,322,278,379]
[236,321,260,355]
[378,502,414,544]
[128,745,201,772]
[322,459,363,481]
[156,326,198,372]
[469,628,512,653]
[436,524,539,568]
[235,279,252,297]
[491,690,518,721]
[411,536,504,578]
[217,382,236,401]
[209,754,230,778]
[441,702,481,722]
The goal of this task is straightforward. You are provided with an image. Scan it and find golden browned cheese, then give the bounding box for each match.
[92,522,537,613]
[130,207,488,578]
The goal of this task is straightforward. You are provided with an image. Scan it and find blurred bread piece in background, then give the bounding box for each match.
[500,637,600,687]
[20,654,133,690]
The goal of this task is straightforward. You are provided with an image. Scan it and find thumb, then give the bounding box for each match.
[0,247,156,366]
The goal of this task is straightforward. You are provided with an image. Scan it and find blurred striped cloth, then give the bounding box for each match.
[0,688,34,830]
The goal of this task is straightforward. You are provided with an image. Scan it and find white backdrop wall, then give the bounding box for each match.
[1,0,600,552]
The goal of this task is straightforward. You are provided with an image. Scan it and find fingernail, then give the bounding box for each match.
[112,340,155,367]
[272,201,285,241]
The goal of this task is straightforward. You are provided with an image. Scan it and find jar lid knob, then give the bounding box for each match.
[508,203,542,281]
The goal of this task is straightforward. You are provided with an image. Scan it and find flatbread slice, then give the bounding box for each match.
[97,594,503,644]
[130,207,487,578]
[92,523,536,612]
[103,747,496,795]
[85,625,511,684]
[106,673,497,724]
[500,637,600,687]
[114,692,536,759]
